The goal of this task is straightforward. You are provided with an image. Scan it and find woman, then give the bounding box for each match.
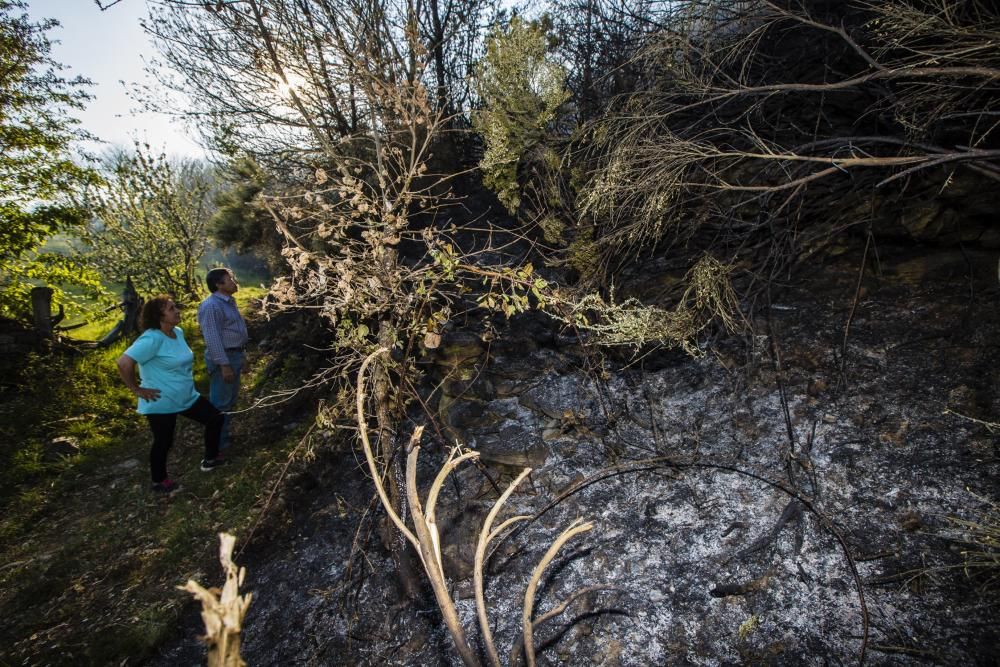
[117,295,226,494]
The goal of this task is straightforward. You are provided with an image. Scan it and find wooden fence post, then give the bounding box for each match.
[31,287,55,338]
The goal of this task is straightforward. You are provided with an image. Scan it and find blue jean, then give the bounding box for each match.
[206,349,243,451]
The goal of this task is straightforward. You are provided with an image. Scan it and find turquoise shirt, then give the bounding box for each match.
[123,326,201,415]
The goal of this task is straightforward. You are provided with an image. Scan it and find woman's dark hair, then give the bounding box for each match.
[140,295,174,331]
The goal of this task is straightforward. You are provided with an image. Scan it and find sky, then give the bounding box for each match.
[27,0,206,159]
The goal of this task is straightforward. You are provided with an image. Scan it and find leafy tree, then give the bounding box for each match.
[88,144,217,299]
[474,16,569,214]
[0,1,102,320]
[210,157,285,272]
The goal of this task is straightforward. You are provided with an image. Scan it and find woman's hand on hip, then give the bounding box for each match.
[134,387,161,401]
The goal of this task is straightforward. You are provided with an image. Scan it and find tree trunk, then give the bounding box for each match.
[374,317,423,600]
[429,0,449,115]
[122,277,141,336]
[31,287,54,338]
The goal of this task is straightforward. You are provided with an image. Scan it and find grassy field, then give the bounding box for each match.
[0,287,306,664]
[37,235,273,332]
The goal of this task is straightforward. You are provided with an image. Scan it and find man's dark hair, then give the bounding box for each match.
[206,268,231,293]
[140,295,174,331]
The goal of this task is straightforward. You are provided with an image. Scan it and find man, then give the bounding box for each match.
[198,267,249,456]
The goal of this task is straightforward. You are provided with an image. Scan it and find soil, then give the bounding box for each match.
[150,241,1000,666]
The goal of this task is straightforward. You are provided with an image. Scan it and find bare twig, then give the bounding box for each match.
[475,468,533,667]
[405,444,480,666]
[837,230,873,393]
[522,518,594,667]
[943,408,1000,433]
[356,348,420,548]
[508,585,619,667]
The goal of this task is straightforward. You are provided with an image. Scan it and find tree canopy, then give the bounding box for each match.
[87,144,217,299]
[0,0,101,319]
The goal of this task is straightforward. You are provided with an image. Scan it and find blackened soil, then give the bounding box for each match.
[151,243,1000,666]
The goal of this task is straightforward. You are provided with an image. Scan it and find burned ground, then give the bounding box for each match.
[153,242,999,665]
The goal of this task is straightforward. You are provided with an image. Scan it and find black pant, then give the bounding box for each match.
[146,396,223,483]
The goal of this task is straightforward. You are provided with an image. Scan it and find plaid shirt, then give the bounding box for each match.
[197,292,248,365]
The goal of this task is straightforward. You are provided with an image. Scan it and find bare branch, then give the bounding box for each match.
[355,347,420,548]
[475,467,533,667]
[522,518,595,667]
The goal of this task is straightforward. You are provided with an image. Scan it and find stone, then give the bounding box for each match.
[541,417,562,441]
[519,375,591,420]
[442,398,491,430]
[900,203,945,240]
[440,542,475,582]
[591,639,623,666]
[43,435,79,462]
[435,331,484,367]
[441,374,495,401]
[113,458,140,471]
[474,424,548,470]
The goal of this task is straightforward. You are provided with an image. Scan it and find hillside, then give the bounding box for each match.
[150,241,999,665]
[1,0,998,664]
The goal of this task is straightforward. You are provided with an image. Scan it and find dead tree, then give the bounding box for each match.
[571,0,1000,285]
[97,277,142,348]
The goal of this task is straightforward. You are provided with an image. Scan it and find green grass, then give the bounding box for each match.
[1,285,269,502]
[0,441,301,663]
[58,283,268,345]
[0,340,136,502]
[0,290,308,665]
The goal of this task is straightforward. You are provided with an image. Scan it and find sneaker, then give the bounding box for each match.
[200,458,228,472]
[152,479,180,494]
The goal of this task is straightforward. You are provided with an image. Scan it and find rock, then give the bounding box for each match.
[398,632,431,658]
[493,310,553,352]
[441,374,495,401]
[878,419,909,446]
[807,378,828,396]
[899,510,924,532]
[440,397,492,431]
[440,542,474,582]
[43,435,79,462]
[900,203,945,240]
[474,424,548,470]
[976,226,1000,248]
[113,458,140,471]
[519,375,592,420]
[590,638,623,666]
[541,417,562,441]
[432,330,495,403]
[490,359,543,397]
[435,331,484,367]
